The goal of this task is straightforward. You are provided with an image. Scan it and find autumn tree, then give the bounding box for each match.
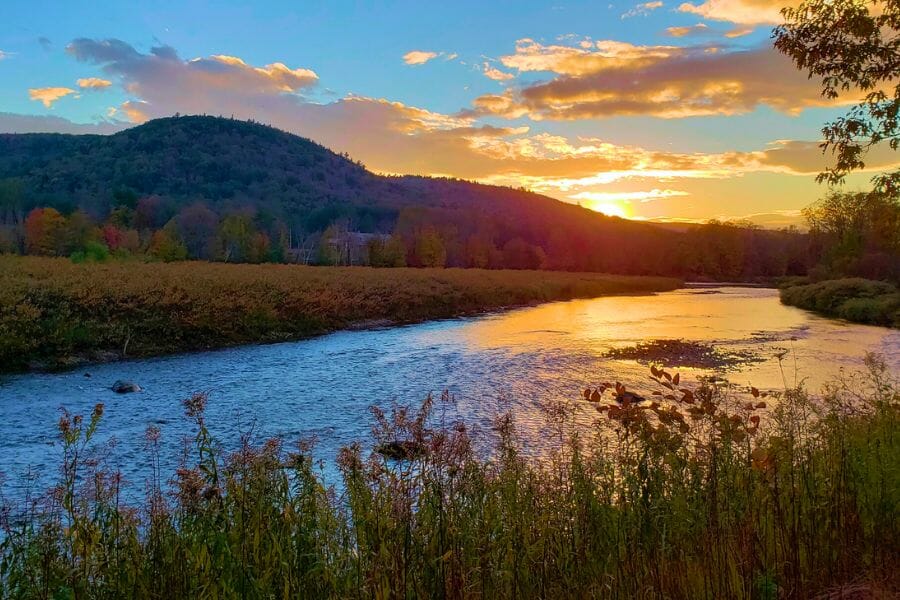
[175,202,219,260]
[464,233,495,269]
[149,226,188,262]
[775,0,900,195]
[502,237,545,270]
[134,196,169,231]
[24,208,66,255]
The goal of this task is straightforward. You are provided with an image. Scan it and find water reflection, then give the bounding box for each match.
[1,287,897,498]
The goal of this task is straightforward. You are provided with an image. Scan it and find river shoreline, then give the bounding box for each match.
[1,256,682,375]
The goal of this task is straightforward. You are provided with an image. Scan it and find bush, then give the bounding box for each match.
[781,278,899,327]
[69,241,110,264]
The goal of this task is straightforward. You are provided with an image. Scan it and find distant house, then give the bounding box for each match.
[324,231,391,265]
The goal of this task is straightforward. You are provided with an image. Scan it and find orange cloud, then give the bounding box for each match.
[499,38,677,75]
[120,100,149,123]
[469,40,849,120]
[665,23,710,37]
[77,77,112,89]
[208,55,318,91]
[28,87,76,108]
[677,0,799,25]
[725,25,755,37]
[483,62,514,81]
[403,50,439,65]
[570,188,689,203]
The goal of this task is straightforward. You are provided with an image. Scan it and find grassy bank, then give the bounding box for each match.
[1,358,897,598]
[0,256,679,373]
[780,278,900,327]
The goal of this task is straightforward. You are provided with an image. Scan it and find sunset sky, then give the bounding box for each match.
[1,0,896,225]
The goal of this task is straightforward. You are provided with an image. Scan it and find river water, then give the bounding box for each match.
[1,287,898,497]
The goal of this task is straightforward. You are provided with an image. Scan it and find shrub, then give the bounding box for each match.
[781,278,899,327]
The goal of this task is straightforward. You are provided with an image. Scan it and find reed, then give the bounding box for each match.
[1,357,897,599]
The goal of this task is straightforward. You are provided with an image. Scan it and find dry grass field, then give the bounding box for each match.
[0,256,680,372]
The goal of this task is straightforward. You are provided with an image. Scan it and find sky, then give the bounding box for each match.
[0,0,896,225]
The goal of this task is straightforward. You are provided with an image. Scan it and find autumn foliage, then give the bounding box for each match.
[0,255,679,372]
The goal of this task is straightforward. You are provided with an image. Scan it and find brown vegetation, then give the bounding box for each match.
[0,255,680,372]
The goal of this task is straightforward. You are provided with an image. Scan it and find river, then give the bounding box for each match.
[1,287,898,497]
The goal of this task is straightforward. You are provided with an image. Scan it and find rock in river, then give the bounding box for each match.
[111,380,141,394]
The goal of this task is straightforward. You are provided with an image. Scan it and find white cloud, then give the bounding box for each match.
[622,1,664,18]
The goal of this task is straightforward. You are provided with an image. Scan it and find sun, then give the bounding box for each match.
[584,201,630,219]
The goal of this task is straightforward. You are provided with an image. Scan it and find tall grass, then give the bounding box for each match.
[0,256,680,372]
[1,358,897,598]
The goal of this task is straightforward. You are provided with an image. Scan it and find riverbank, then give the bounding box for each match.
[1,359,896,598]
[0,256,680,373]
[779,278,900,328]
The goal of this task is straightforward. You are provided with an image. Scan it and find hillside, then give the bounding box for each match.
[0,115,811,277]
[0,116,607,227]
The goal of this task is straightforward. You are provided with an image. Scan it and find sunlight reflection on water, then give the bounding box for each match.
[1,287,897,498]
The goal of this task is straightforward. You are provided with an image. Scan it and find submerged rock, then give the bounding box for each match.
[616,390,646,404]
[111,380,141,394]
[376,440,426,461]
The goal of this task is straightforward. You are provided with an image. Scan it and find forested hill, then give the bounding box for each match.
[0,115,812,278]
[0,115,593,222]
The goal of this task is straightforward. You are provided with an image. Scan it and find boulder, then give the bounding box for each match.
[111,380,141,394]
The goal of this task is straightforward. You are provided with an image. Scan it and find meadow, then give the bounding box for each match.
[0,256,680,373]
[0,357,896,599]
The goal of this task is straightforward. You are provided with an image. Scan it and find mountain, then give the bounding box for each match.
[0,115,810,277]
[0,115,600,223]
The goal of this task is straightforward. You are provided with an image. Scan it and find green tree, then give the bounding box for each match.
[218,214,255,262]
[62,210,97,255]
[318,223,343,265]
[368,235,407,267]
[804,190,900,279]
[0,178,24,226]
[414,228,446,268]
[775,0,900,195]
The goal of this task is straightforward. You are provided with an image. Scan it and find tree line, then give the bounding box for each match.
[0,179,826,280]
